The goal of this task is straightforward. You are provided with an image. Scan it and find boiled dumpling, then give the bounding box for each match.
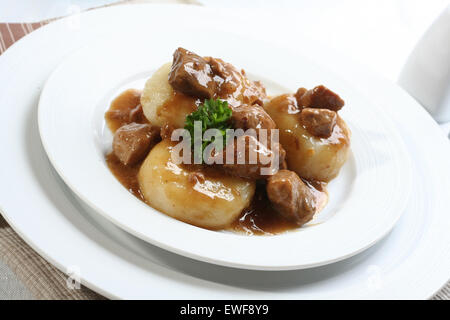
[138,140,256,229]
[140,62,197,129]
[264,94,350,182]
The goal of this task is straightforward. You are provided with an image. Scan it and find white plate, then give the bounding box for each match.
[0,4,449,298]
[38,29,411,270]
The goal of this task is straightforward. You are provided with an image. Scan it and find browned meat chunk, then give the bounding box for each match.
[266,170,316,226]
[205,56,228,79]
[299,108,337,138]
[168,47,216,99]
[128,104,146,124]
[113,123,159,166]
[295,85,345,111]
[214,135,286,179]
[205,56,267,107]
[232,104,276,131]
[250,81,267,106]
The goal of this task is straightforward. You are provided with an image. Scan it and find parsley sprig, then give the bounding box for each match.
[184,99,232,162]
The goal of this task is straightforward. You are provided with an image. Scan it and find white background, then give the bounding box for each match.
[0,0,447,83]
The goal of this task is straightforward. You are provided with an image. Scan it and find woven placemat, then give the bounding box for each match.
[0,0,448,300]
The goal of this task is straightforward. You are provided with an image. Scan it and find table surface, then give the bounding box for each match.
[0,0,449,300]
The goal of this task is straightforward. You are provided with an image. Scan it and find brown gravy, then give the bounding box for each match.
[106,152,146,202]
[105,88,148,133]
[230,184,299,235]
[105,89,327,235]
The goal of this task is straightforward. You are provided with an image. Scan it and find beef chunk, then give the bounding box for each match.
[205,56,267,107]
[232,104,276,131]
[214,135,286,179]
[266,170,316,226]
[128,104,146,124]
[295,85,345,111]
[113,123,159,166]
[299,108,337,138]
[168,47,216,99]
[205,56,228,79]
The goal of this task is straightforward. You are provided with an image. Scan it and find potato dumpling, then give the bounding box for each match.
[138,140,256,229]
[141,62,197,129]
[264,94,350,182]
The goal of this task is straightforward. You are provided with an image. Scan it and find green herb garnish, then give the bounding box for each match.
[184,99,232,162]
